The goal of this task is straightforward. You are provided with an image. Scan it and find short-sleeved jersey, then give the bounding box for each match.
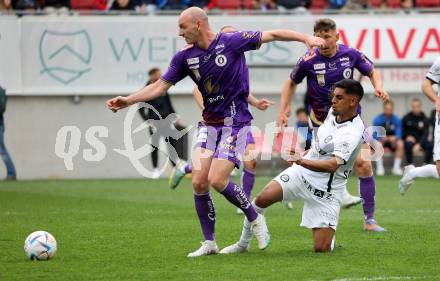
[290,44,374,123]
[298,108,365,193]
[161,31,262,124]
[426,56,440,96]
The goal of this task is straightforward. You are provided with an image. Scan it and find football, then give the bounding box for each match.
[24,231,57,261]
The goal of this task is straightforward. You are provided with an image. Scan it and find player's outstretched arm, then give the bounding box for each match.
[192,86,205,110]
[295,157,340,173]
[261,30,324,50]
[248,94,275,111]
[422,78,440,116]
[107,79,171,113]
[368,69,390,102]
[277,79,297,128]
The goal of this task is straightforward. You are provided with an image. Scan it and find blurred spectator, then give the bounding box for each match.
[402,98,433,165]
[295,108,312,151]
[41,0,70,10]
[254,0,276,10]
[132,0,155,12]
[329,0,347,8]
[343,0,369,9]
[0,86,16,180]
[158,0,191,9]
[111,0,134,9]
[277,0,311,9]
[373,100,404,175]
[12,0,39,9]
[0,0,12,10]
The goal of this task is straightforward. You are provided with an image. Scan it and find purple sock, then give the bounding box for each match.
[184,164,192,174]
[194,193,215,241]
[359,176,375,221]
[220,181,258,222]
[241,168,255,199]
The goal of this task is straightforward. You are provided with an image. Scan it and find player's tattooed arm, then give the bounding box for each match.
[260,30,324,50]
[368,69,390,102]
[248,94,275,111]
[107,79,171,112]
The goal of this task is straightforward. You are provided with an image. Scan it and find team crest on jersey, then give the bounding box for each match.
[343,68,352,78]
[215,54,227,67]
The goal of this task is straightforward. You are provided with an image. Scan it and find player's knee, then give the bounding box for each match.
[207,174,228,190]
[355,159,372,176]
[244,159,257,172]
[255,193,271,208]
[192,178,209,194]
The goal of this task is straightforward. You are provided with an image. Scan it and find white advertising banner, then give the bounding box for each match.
[2,15,439,95]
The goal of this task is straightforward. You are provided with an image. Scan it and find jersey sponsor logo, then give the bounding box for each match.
[339,57,350,62]
[317,74,325,86]
[324,135,333,143]
[343,68,352,78]
[203,54,212,63]
[280,174,290,182]
[313,63,325,70]
[242,31,257,39]
[341,61,350,67]
[207,95,224,103]
[215,55,227,67]
[187,57,199,65]
[215,43,225,49]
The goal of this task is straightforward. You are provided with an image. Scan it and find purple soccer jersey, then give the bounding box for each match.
[290,44,374,124]
[162,31,262,125]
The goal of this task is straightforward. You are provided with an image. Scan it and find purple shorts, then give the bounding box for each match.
[195,122,253,168]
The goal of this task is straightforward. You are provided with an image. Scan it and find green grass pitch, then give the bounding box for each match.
[1,176,440,281]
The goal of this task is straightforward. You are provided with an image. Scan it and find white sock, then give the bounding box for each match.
[252,200,266,215]
[330,235,336,252]
[408,165,440,180]
[393,158,402,170]
[238,218,252,248]
[376,159,384,170]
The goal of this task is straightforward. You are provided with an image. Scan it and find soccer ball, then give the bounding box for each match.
[24,231,57,260]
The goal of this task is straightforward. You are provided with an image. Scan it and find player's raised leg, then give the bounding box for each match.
[187,147,219,257]
[355,146,386,232]
[168,160,192,189]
